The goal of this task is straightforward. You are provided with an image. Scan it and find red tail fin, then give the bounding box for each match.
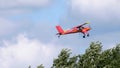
[56,25,64,33]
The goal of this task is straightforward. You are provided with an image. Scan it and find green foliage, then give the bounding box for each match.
[78,42,102,68]
[37,64,44,68]
[51,48,80,68]
[67,55,78,68]
[51,42,120,68]
[51,49,72,68]
[28,65,31,68]
[98,44,120,68]
[30,42,120,68]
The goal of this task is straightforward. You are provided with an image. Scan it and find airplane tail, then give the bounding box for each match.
[56,25,64,34]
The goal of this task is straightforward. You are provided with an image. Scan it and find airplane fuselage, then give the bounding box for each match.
[61,27,90,35]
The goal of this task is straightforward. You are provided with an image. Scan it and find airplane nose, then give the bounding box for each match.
[85,27,90,31]
[82,27,90,32]
[87,27,90,30]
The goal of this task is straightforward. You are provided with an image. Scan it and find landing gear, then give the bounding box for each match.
[83,33,86,38]
[82,33,89,38]
[83,36,85,38]
[58,35,60,38]
[56,33,61,38]
[87,34,89,37]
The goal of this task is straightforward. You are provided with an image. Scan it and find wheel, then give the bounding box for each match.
[83,36,85,38]
[87,34,89,37]
[58,35,60,38]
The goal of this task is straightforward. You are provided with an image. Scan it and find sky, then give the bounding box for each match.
[0,0,120,68]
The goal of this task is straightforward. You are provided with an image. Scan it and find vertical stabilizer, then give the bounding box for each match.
[56,25,64,33]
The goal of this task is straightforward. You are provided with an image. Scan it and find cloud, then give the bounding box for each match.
[0,17,32,40]
[0,17,57,43]
[0,0,53,15]
[0,33,119,68]
[59,0,120,36]
[0,34,70,68]
[70,0,120,19]
[0,0,51,8]
[89,31,120,49]
[0,9,31,16]
[0,18,17,36]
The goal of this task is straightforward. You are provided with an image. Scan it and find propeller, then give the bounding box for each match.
[85,21,91,29]
[85,21,90,24]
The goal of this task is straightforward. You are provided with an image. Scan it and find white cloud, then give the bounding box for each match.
[0,18,17,36]
[90,31,120,49]
[0,0,51,8]
[0,0,53,15]
[70,0,120,18]
[0,34,68,68]
[0,9,30,16]
[0,31,119,68]
[0,17,37,39]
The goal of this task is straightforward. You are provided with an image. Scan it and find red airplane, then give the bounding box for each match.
[56,22,91,38]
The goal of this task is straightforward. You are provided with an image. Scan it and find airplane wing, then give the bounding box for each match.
[76,22,89,28]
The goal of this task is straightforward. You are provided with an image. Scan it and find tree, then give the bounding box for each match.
[98,44,120,68]
[32,42,120,68]
[51,42,120,68]
[51,48,72,68]
[28,65,31,68]
[67,55,78,68]
[78,42,102,68]
[37,64,44,68]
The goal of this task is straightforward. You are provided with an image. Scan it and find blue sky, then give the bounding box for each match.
[0,0,120,68]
